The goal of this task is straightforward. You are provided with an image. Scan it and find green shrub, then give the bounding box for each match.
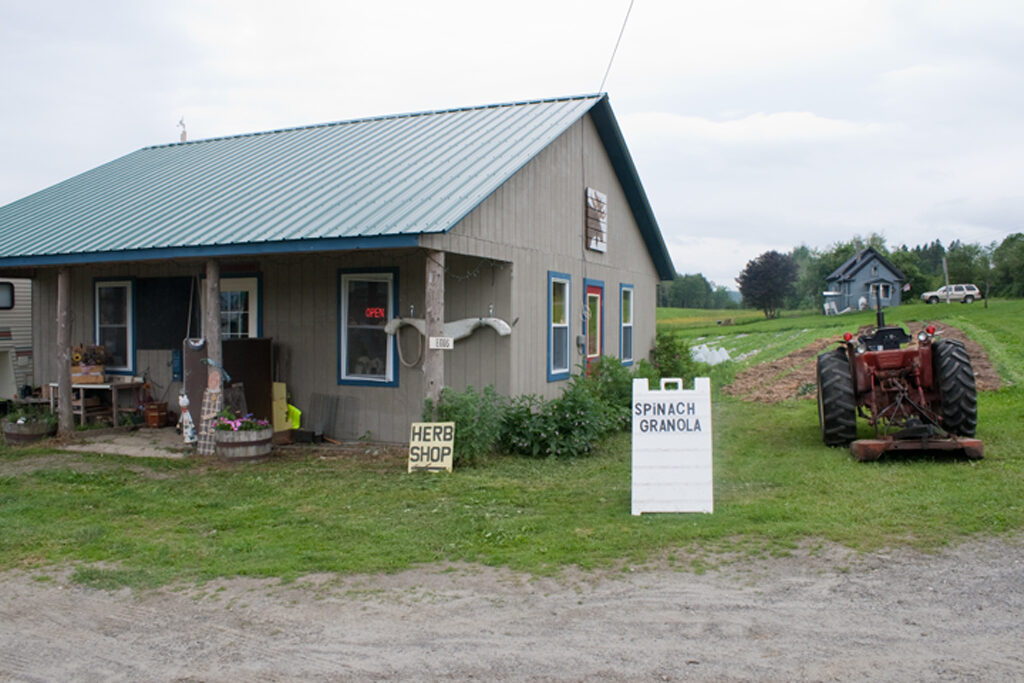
[500,369,619,459]
[575,356,632,407]
[499,394,548,457]
[650,330,702,381]
[566,358,632,431]
[422,385,505,467]
[632,358,661,384]
[426,347,689,464]
[2,405,57,429]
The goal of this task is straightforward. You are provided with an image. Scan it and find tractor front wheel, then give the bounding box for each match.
[817,349,857,446]
[933,339,978,437]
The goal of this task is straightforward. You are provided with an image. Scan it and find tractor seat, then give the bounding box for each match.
[859,326,912,351]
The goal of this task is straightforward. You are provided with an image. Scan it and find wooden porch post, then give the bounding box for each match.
[195,258,224,456]
[204,259,223,393]
[55,266,73,435]
[424,250,445,406]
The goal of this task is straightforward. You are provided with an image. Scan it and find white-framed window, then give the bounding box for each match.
[620,284,634,364]
[94,280,134,373]
[871,283,892,300]
[201,276,260,339]
[220,277,259,339]
[339,270,396,386]
[548,271,571,381]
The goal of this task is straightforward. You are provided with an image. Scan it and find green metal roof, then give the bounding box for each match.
[0,94,673,279]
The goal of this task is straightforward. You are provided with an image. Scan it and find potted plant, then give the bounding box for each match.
[212,408,273,460]
[2,406,58,445]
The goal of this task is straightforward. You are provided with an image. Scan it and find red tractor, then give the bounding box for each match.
[816,305,981,460]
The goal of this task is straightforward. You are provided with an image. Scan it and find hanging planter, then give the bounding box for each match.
[212,409,273,461]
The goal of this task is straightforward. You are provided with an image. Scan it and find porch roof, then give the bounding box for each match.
[0,94,674,279]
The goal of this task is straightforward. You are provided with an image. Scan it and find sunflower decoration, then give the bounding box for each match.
[71,344,107,367]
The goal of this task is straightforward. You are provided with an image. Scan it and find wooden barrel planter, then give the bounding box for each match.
[2,419,57,446]
[214,428,273,461]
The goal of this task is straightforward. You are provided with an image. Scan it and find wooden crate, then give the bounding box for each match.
[144,402,168,428]
[71,365,105,384]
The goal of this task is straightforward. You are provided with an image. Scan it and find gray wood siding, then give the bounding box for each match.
[422,113,661,399]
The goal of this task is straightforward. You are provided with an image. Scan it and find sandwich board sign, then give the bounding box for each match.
[631,377,713,514]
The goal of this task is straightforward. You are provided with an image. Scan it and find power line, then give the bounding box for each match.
[599,0,636,93]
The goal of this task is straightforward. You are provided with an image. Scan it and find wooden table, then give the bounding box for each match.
[48,381,145,426]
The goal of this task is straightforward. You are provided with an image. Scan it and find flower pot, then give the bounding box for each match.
[2,419,57,446]
[214,427,273,460]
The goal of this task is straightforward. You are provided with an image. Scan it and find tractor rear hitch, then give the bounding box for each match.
[850,436,984,462]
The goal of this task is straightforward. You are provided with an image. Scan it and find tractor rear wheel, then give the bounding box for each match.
[817,349,857,446]
[933,339,978,437]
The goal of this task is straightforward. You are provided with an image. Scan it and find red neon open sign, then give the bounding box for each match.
[364,307,386,320]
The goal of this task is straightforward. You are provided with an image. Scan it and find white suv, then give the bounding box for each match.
[921,284,982,304]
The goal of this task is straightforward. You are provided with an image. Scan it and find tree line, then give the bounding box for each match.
[656,273,739,309]
[660,232,1024,316]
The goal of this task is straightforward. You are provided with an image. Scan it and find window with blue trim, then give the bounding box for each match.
[94,280,134,373]
[548,272,571,381]
[620,285,634,364]
[340,271,396,384]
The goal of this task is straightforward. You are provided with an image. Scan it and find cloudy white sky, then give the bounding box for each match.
[2,0,1021,287]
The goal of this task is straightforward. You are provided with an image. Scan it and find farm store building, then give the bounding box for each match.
[0,94,674,442]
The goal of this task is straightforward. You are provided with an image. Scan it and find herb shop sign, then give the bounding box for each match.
[408,421,455,473]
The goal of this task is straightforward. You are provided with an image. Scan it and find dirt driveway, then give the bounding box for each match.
[1,538,1021,681]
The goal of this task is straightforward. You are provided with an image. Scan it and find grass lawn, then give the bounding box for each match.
[2,300,1022,589]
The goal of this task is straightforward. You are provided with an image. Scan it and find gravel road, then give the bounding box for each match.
[1,538,1021,681]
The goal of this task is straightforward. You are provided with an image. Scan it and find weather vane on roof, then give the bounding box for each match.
[178,117,187,143]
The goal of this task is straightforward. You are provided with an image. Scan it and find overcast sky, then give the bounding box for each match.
[2,1,1021,287]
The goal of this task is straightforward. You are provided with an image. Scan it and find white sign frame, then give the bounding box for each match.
[631,377,713,514]
[408,422,455,473]
[428,336,454,350]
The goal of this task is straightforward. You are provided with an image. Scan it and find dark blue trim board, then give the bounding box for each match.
[0,234,420,269]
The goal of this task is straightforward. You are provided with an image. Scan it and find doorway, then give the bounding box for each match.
[585,281,604,370]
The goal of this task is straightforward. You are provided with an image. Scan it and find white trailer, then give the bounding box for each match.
[0,278,33,400]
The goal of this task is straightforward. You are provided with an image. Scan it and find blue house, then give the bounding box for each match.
[825,247,905,312]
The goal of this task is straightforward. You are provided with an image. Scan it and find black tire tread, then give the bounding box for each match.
[933,339,978,437]
[817,349,857,446]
